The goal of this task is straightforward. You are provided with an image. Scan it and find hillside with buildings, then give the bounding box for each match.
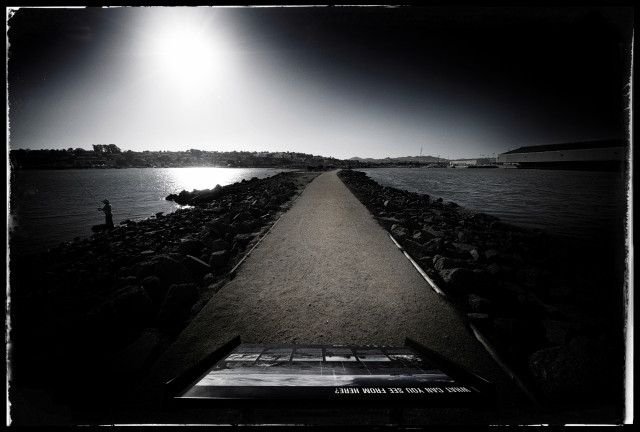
[9,146,346,170]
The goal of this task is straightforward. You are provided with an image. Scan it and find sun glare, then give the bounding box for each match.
[154,26,214,78]
[168,167,261,192]
[142,10,232,93]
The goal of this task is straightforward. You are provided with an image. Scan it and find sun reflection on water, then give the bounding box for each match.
[162,167,287,193]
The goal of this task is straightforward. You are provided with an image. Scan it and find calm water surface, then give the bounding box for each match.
[9,167,290,253]
[361,167,629,248]
[9,167,629,254]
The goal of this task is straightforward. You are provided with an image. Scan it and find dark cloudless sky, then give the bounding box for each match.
[6,6,633,159]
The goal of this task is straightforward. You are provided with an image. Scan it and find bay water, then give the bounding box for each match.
[8,167,629,256]
[360,167,629,250]
[9,167,289,254]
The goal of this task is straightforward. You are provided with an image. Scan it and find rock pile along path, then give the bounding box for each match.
[123,171,561,425]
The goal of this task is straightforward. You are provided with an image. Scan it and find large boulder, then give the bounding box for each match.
[209,219,236,239]
[233,233,256,249]
[412,230,435,243]
[135,260,156,279]
[209,250,231,270]
[156,283,199,335]
[181,255,211,278]
[390,224,410,241]
[177,238,206,257]
[233,221,253,234]
[484,249,505,263]
[210,239,230,253]
[516,264,553,291]
[433,255,457,272]
[438,267,476,298]
[447,242,478,258]
[468,293,494,314]
[541,318,581,347]
[232,211,253,223]
[154,256,193,288]
[140,276,166,308]
[424,238,444,255]
[423,226,445,238]
[113,275,138,290]
[485,263,502,275]
[529,336,612,403]
[376,216,401,230]
[402,239,428,258]
[191,185,223,204]
[108,285,156,338]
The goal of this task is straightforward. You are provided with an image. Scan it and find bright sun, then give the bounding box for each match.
[131,8,240,129]
[154,26,215,79]
[143,10,229,92]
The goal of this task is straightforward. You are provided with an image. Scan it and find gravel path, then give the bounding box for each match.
[122,171,595,425]
[191,170,488,349]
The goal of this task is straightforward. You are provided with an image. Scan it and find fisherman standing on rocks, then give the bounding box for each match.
[99,199,114,230]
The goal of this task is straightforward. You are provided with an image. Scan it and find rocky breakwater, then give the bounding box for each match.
[338,169,625,412]
[8,171,318,414]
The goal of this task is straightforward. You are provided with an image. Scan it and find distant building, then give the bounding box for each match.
[496,139,627,170]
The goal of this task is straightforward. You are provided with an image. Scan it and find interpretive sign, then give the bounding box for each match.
[165,337,494,409]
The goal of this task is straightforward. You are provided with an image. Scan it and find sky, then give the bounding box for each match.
[6,6,633,160]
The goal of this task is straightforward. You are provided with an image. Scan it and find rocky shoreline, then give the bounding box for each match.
[338,169,626,414]
[8,170,320,416]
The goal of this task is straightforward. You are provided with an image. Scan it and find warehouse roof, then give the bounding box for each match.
[502,139,626,154]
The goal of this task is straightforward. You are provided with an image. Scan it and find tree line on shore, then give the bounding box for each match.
[9,147,449,170]
[9,147,348,170]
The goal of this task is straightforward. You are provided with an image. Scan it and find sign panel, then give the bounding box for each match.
[169,339,493,408]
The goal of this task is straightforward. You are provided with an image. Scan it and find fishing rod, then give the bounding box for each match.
[126,199,138,219]
[71,172,100,206]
